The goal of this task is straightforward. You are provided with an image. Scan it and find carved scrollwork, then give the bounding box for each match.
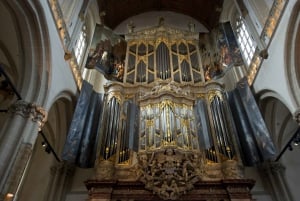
[135,148,244,200]
[136,148,205,200]
[142,81,190,97]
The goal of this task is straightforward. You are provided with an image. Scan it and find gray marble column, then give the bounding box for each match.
[0,100,47,200]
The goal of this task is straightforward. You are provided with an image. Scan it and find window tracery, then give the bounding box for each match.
[235,16,256,66]
[74,25,87,65]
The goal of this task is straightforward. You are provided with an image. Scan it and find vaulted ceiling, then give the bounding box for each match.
[97,0,224,31]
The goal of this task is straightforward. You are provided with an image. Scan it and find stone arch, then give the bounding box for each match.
[258,92,300,200]
[0,1,51,106]
[286,1,300,108]
[259,94,298,150]
[44,91,76,153]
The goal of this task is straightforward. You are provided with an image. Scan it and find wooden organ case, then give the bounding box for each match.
[85,25,255,201]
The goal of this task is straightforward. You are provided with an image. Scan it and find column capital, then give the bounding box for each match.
[262,161,285,173]
[9,100,48,130]
[293,108,300,124]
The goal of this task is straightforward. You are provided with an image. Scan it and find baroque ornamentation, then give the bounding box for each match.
[136,148,205,200]
[135,148,244,200]
[126,25,199,42]
[95,160,115,180]
[143,81,190,97]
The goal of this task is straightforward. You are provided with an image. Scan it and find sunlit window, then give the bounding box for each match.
[74,25,87,64]
[235,16,256,66]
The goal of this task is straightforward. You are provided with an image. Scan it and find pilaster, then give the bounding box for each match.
[46,162,75,201]
[260,161,294,201]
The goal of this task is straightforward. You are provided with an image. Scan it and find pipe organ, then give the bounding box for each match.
[89,24,255,200]
[125,26,203,84]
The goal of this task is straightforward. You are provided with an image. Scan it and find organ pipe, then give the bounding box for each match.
[210,95,235,160]
[100,96,120,160]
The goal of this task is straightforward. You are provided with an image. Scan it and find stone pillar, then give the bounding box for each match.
[260,161,294,201]
[0,100,47,201]
[46,163,75,201]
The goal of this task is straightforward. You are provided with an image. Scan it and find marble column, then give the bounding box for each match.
[0,100,47,201]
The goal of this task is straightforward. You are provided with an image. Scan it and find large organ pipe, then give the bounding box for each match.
[101,96,111,159]
[194,99,212,149]
[210,98,224,155]
[156,42,170,80]
[119,119,126,163]
[107,97,116,158]
[214,96,231,158]
[210,95,235,160]
[112,98,120,157]
[101,96,120,160]
[217,96,234,159]
[118,100,127,163]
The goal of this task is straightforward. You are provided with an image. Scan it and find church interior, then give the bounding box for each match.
[0,0,300,201]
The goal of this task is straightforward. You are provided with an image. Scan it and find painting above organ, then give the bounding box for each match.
[85,20,244,83]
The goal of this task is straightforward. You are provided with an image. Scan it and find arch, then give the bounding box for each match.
[45,91,76,152]
[257,91,298,150]
[0,1,51,106]
[257,90,300,201]
[285,1,300,108]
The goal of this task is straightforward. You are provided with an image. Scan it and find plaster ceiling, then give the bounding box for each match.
[97,0,224,31]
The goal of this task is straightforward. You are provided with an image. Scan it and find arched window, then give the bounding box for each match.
[74,25,87,65]
[235,16,256,66]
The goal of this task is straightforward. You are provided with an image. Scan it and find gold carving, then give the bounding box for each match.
[142,81,190,97]
[107,92,122,104]
[136,148,205,200]
[208,90,223,102]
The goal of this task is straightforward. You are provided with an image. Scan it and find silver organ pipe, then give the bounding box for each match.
[210,94,235,160]
[100,96,120,160]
